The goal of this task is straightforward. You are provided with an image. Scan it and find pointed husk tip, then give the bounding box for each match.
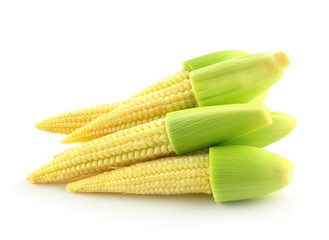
[274,51,290,69]
[189,51,290,107]
[222,111,296,148]
[209,145,293,202]
[166,104,272,155]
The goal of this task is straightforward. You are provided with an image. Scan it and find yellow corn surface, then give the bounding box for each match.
[66,152,211,195]
[35,104,119,135]
[28,118,175,184]
[35,70,189,134]
[132,70,189,97]
[62,78,197,143]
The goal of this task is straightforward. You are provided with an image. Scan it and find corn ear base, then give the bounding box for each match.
[67,146,293,202]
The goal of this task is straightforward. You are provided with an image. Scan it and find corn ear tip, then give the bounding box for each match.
[26,173,35,184]
[61,127,86,144]
[61,137,74,144]
[35,121,42,129]
[66,182,81,193]
[66,183,73,192]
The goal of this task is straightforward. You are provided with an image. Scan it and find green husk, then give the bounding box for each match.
[183,50,250,71]
[189,52,290,106]
[249,90,269,104]
[209,145,293,202]
[222,112,296,148]
[166,104,272,155]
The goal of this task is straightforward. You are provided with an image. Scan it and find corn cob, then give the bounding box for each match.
[28,105,296,184]
[27,104,272,184]
[67,152,211,194]
[66,145,293,203]
[35,70,189,134]
[63,52,290,144]
[36,50,249,134]
[62,79,197,143]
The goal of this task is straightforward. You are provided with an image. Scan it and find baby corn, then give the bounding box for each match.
[27,104,272,184]
[62,79,197,143]
[35,70,189,134]
[67,145,293,203]
[36,50,249,134]
[67,152,211,195]
[63,52,289,143]
[29,118,173,183]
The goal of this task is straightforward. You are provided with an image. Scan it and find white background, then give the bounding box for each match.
[1,0,328,239]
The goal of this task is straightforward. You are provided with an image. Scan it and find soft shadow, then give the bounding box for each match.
[74,192,215,206]
[23,180,295,213]
[220,190,292,208]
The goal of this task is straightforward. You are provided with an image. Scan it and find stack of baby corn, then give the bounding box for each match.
[28,50,295,202]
